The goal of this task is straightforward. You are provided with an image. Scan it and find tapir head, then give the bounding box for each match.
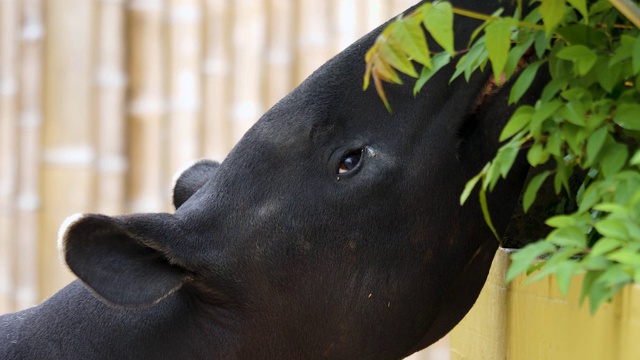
[59,1,542,358]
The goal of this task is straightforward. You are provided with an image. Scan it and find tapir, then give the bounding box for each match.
[0,1,545,359]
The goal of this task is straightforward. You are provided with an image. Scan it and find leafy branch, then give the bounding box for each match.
[365,0,640,314]
[363,2,544,111]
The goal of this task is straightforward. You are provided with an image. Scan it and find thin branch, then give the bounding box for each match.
[451,7,546,32]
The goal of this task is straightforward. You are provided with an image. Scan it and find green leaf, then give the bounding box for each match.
[588,278,610,314]
[545,215,576,228]
[593,203,629,215]
[560,87,590,102]
[527,248,582,283]
[369,50,403,84]
[579,270,598,306]
[578,183,601,213]
[421,2,455,55]
[545,131,563,156]
[595,57,622,93]
[586,127,608,166]
[549,42,572,79]
[387,18,431,68]
[556,45,597,76]
[600,143,628,179]
[413,52,450,95]
[540,77,569,102]
[588,265,631,313]
[625,221,640,240]
[590,237,622,256]
[467,8,503,47]
[630,150,640,166]
[633,36,640,74]
[451,40,486,82]
[560,101,586,126]
[548,226,587,248]
[609,35,635,67]
[531,100,563,133]
[556,261,579,297]
[524,6,543,24]
[484,159,501,192]
[635,268,640,283]
[504,34,535,78]
[363,47,374,90]
[479,187,500,241]
[580,271,600,305]
[607,249,640,266]
[500,105,533,141]
[465,46,489,82]
[378,40,418,78]
[562,123,583,155]
[614,103,640,130]
[534,30,551,59]
[556,25,606,47]
[595,265,632,288]
[554,155,572,195]
[540,0,566,34]
[506,241,556,282]
[523,171,551,212]
[460,169,484,205]
[509,61,545,104]
[527,142,550,166]
[583,255,611,271]
[595,218,630,240]
[566,0,588,21]
[499,144,520,178]
[485,18,512,80]
[589,0,612,15]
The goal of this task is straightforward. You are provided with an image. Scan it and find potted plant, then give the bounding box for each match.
[365,1,640,358]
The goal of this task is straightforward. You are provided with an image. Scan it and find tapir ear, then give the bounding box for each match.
[59,213,190,308]
[172,159,220,209]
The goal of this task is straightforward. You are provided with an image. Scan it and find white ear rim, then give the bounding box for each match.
[57,213,86,266]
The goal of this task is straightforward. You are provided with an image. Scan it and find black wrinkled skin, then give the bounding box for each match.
[0,1,546,359]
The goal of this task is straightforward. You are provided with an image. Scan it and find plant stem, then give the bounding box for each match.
[451,6,545,32]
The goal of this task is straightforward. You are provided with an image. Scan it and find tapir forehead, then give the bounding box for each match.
[254,57,374,136]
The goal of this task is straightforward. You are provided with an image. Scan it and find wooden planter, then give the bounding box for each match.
[450,248,640,360]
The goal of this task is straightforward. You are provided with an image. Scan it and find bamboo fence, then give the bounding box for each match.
[0,0,19,312]
[0,0,444,358]
[15,0,43,311]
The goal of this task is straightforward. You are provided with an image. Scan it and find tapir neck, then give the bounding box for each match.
[0,281,232,359]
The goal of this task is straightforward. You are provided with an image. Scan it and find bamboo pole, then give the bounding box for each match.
[231,0,266,142]
[127,0,166,212]
[95,0,127,216]
[203,0,232,161]
[14,0,44,311]
[167,0,202,179]
[40,0,96,300]
[358,0,388,39]
[264,0,293,109]
[331,0,359,54]
[0,0,19,313]
[390,0,414,15]
[295,0,329,83]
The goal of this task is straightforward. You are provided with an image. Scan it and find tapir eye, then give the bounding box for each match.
[338,149,363,174]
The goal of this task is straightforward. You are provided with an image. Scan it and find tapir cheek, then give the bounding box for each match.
[255,198,284,220]
[285,239,312,258]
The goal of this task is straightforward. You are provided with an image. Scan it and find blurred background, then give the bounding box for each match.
[0,0,447,357]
